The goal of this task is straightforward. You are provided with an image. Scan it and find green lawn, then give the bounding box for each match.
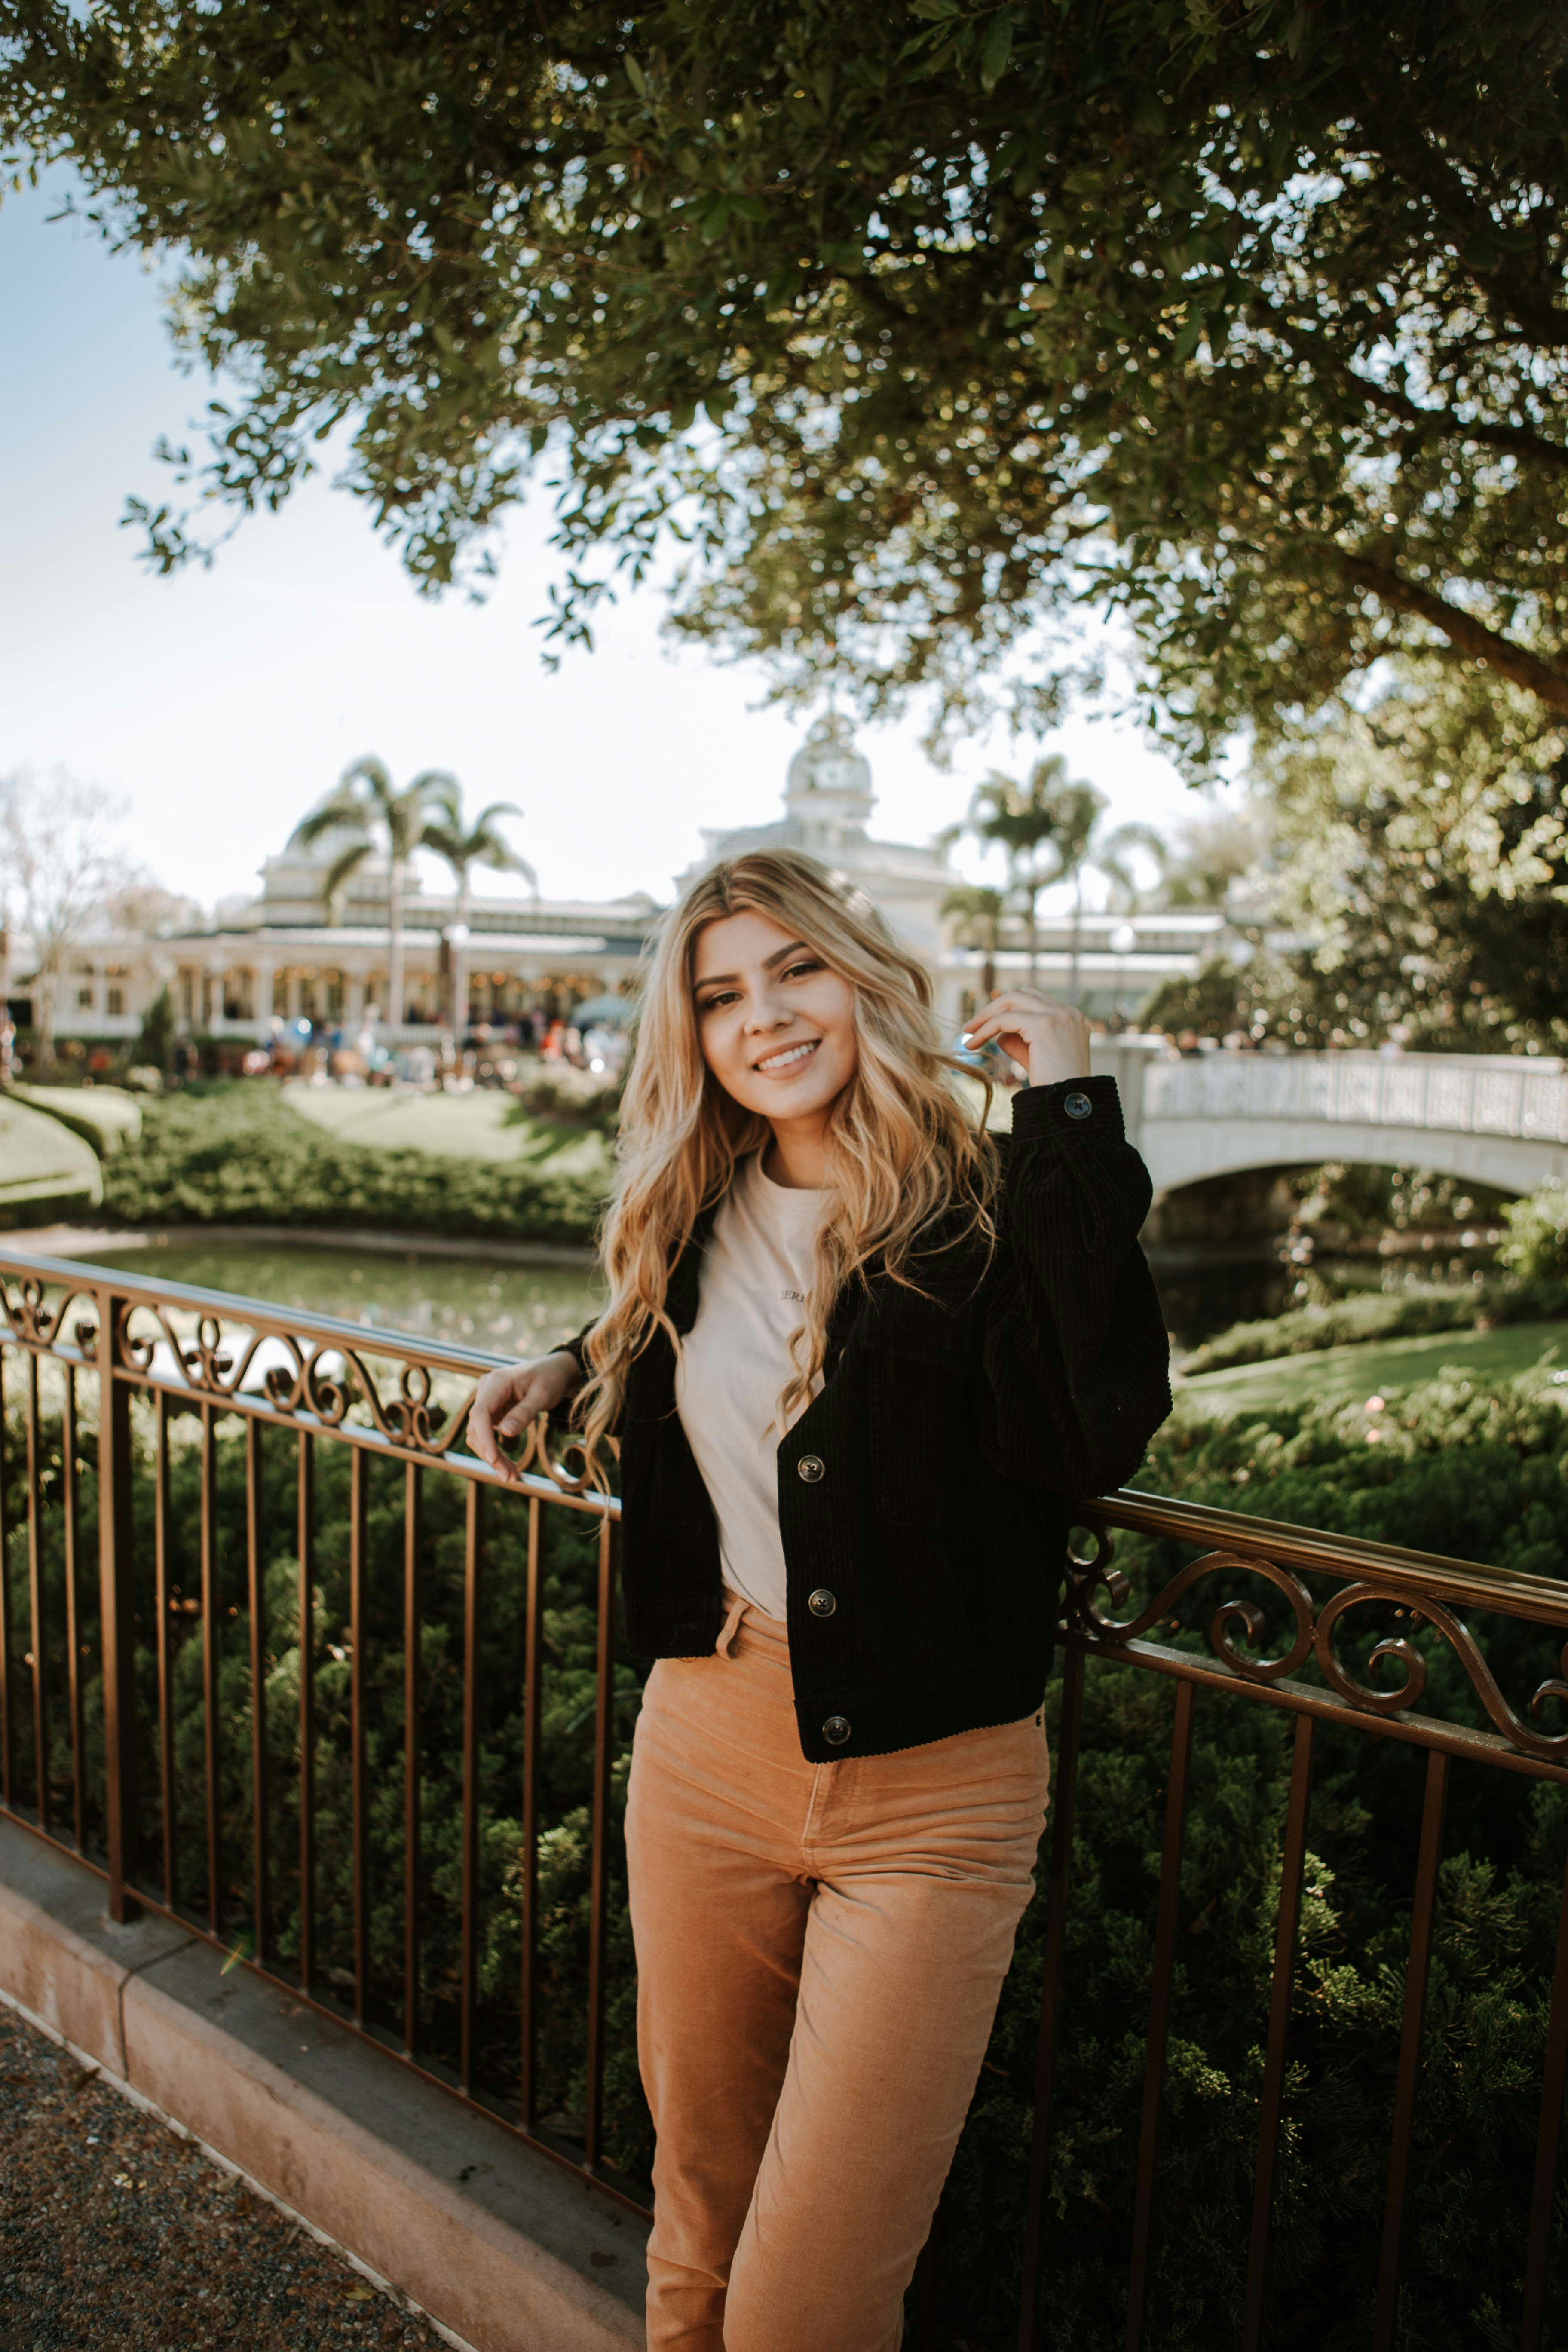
[281,1081,613,1181]
[1179,1318,1568,1414]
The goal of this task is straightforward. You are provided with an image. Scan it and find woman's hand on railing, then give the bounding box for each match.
[467,1351,582,1482]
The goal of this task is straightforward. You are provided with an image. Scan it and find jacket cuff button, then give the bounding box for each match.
[822,1715,851,1746]
[797,1454,826,1483]
[808,1587,837,1617]
[1063,1090,1093,1121]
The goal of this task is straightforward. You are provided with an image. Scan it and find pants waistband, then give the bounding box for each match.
[716,1584,790,1663]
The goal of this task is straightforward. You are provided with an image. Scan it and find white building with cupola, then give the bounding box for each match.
[17,721,1224,1058]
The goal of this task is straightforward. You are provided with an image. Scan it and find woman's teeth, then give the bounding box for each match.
[756,1039,820,1075]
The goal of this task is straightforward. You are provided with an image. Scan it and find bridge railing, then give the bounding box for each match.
[1142,1047,1568,1144]
[3,1246,1568,2347]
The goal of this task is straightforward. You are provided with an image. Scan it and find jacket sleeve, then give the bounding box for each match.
[981,1075,1172,1498]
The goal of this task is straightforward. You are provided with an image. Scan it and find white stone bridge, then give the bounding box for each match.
[1088,1044,1568,1200]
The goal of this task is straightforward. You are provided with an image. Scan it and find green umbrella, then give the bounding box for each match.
[571,993,635,1027]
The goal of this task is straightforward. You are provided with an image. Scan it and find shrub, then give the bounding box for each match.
[1501,1182,1568,1283]
[100,1081,603,1245]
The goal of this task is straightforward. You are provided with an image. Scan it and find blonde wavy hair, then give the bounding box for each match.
[573,847,1000,1474]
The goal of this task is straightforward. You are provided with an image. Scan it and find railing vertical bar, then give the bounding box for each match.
[154,1391,176,1911]
[349,1445,369,2029]
[297,1428,316,1994]
[518,1492,542,2133]
[0,1348,12,1811]
[1124,1675,1198,2352]
[1018,1642,1087,2352]
[245,1415,267,1968]
[1372,1746,1450,2352]
[96,1290,138,1920]
[403,1461,423,2059]
[200,1400,221,1936]
[1241,1712,1316,2352]
[24,1351,49,1832]
[459,1478,483,2097]
[62,1368,84,1853]
[1521,1832,1568,2352]
[583,1513,615,2172]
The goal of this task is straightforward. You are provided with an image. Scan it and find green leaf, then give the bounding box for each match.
[980,11,1014,91]
[624,55,647,96]
[702,199,732,240]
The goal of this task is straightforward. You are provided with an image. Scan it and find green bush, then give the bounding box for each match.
[1183,1275,1568,1374]
[100,1081,603,1245]
[1501,1182,1568,1284]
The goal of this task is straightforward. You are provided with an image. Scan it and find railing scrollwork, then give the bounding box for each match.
[1064,1515,1568,1767]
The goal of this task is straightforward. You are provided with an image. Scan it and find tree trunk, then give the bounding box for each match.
[449,876,470,1033]
[1026,886,1038,986]
[35,955,57,1075]
[388,859,407,1034]
[1069,876,1083,1007]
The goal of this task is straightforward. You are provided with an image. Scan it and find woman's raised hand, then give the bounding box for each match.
[466,1350,582,1483]
[962,990,1092,1089]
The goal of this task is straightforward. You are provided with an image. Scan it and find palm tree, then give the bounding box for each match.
[421,784,537,1029]
[290,757,454,1029]
[942,754,1078,985]
[940,882,1007,1002]
[946,755,1163,1002]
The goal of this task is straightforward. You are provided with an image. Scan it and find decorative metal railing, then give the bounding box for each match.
[2,1246,1567,2347]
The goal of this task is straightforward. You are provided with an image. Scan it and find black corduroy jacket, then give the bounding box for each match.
[567,1074,1172,1762]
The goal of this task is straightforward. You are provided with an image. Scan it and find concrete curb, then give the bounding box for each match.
[0,1821,646,2351]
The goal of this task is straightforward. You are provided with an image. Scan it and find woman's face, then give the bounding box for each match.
[691,909,859,1126]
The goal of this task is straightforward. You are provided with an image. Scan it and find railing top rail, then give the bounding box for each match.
[1096,1488,1568,1627]
[0,1245,543,1381]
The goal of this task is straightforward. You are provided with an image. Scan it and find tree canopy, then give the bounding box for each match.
[1147,662,1568,1049]
[4,0,1566,755]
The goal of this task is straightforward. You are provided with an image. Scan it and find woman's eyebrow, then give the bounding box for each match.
[692,941,811,992]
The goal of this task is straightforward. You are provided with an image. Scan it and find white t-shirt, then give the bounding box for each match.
[674,1152,827,1620]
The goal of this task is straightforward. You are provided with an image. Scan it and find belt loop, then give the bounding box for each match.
[714,1592,748,1658]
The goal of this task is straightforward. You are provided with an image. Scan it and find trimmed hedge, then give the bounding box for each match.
[1182,1274,1568,1375]
[100,1082,603,1245]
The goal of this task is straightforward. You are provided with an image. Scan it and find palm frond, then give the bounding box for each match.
[321,837,373,908]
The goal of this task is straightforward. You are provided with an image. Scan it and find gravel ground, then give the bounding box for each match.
[0,2001,453,2352]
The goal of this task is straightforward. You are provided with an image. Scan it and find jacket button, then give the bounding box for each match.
[822,1715,851,1746]
[808,1587,837,1618]
[797,1454,825,1483]
[1063,1090,1093,1121]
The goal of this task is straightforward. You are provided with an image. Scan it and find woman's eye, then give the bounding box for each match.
[696,991,737,1014]
[784,960,823,982]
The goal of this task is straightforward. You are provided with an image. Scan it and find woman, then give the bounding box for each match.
[468,848,1170,2351]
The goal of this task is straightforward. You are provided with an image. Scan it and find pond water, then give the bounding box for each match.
[66,1232,1454,1364]
[80,1238,603,1363]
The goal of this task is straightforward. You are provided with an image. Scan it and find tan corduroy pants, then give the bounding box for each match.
[625,1591,1050,2352]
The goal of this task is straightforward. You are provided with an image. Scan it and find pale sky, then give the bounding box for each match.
[2,168,1216,917]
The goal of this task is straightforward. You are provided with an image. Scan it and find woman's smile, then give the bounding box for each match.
[753,1038,821,1075]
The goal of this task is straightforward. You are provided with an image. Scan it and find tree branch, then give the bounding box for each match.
[1336,552,1568,717]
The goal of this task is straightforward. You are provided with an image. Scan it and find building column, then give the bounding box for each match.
[248,957,274,1041]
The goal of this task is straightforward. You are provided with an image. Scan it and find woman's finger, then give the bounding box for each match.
[467,1396,502,1473]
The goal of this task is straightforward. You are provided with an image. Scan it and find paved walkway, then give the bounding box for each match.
[0,2003,450,2352]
